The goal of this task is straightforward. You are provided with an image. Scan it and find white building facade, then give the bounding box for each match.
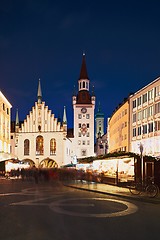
[130,77,160,157]
[11,80,72,168]
[72,53,96,159]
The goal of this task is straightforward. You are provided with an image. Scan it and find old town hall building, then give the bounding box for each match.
[72,53,95,159]
[10,54,96,167]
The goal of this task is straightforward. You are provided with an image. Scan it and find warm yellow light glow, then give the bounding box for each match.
[4,142,7,153]
[0,91,12,108]
[93,158,134,181]
[0,140,2,151]
[5,161,30,172]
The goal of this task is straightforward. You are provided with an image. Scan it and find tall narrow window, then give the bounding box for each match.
[132,128,136,137]
[138,126,141,136]
[148,122,153,133]
[155,121,160,131]
[137,96,142,106]
[132,113,136,123]
[142,93,147,104]
[155,102,160,114]
[36,135,44,155]
[142,108,147,119]
[148,89,153,101]
[148,106,153,117]
[86,82,88,90]
[24,139,29,155]
[143,125,147,134]
[50,138,56,155]
[137,111,142,121]
[155,85,160,97]
[132,100,136,109]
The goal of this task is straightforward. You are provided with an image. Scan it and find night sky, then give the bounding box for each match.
[1,0,160,129]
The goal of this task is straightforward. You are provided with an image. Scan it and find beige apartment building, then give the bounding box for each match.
[130,77,160,157]
[0,91,12,162]
[108,98,130,153]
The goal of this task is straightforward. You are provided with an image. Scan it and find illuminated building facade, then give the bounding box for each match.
[108,77,160,157]
[0,91,12,161]
[10,54,97,167]
[95,133,108,156]
[130,77,160,157]
[108,99,130,153]
[72,53,96,159]
[11,80,72,168]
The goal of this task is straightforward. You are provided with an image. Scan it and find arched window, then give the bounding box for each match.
[36,135,44,155]
[50,138,56,155]
[24,139,29,155]
[86,82,88,90]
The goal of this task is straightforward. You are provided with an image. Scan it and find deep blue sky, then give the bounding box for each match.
[1,0,160,129]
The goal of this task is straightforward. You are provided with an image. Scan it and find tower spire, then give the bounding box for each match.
[79,53,89,80]
[16,108,19,126]
[62,106,67,132]
[15,108,19,133]
[78,53,90,94]
[37,79,42,104]
[63,106,67,124]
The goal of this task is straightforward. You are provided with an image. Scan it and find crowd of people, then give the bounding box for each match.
[4,167,102,184]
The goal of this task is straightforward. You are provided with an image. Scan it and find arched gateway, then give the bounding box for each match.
[39,158,58,168]
[21,159,35,167]
[22,158,58,169]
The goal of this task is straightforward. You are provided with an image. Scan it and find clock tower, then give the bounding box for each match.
[72,53,95,159]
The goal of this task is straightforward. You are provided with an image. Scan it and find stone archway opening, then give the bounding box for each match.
[21,159,35,168]
[39,158,58,168]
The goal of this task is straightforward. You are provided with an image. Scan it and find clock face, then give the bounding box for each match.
[81,107,87,113]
